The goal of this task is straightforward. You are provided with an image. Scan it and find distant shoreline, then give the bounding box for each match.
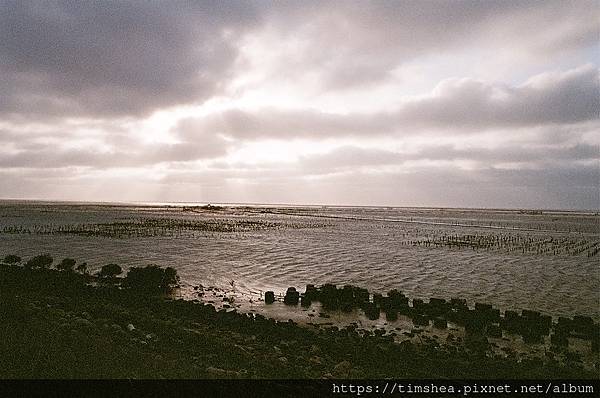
[0,198,597,214]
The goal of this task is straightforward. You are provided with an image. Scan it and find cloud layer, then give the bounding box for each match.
[0,1,598,209]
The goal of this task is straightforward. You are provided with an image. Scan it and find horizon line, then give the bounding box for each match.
[0,197,597,214]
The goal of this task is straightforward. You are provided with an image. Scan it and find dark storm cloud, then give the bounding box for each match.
[0,1,261,118]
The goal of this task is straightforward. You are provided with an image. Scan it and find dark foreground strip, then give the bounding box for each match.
[0,379,598,398]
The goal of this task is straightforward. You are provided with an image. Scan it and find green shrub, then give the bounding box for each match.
[3,254,21,265]
[57,258,76,271]
[98,263,122,279]
[25,254,53,269]
[123,265,179,293]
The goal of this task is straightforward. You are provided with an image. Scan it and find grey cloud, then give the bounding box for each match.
[155,160,599,209]
[179,108,393,140]
[258,1,598,90]
[384,164,599,210]
[3,152,596,209]
[423,144,600,164]
[0,1,597,209]
[2,1,596,119]
[406,65,599,129]
[153,140,598,181]
[0,136,230,169]
[0,1,260,118]
[178,65,599,140]
[296,143,599,173]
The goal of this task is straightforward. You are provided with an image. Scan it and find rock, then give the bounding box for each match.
[300,295,312,307]
[127,323,135,332]
[332,361,352,378]
[385,310,398,321]
[550,333,569,347]
[572,315,594,336]
[373,293,383,306]
[412,314,429,327]
[354,287,370,304]
[433,318,447,329]
[450,298,468,309]
[429,298,446,307]
[73,317,93,329]
[556,317,573,332]
[412,298,425,312]
[427,298,448,316]
[320,284,340,310]
[284,287,299,305]
[206,366,239,378]
[265,291,275,304]
[504,310,519,320]
[309,356,322,365]
[398,340,414,351]
[522,331,543,344]
[363,303,380,320]
[486,324,502,338]
[278,356,288,364]
[304,284,318,300]
[465,334,488,352]
[340,285,355,309]
[521,309,540,319]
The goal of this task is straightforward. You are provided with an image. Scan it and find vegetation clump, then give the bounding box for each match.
[57,258,76,272]
[24,254,53,269]
[2,254,21,265]
[97,263,123,279]
[123,265,179,293]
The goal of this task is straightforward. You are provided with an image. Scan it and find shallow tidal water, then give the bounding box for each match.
[1,201,598,321]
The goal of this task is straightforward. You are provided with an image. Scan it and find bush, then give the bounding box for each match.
[25,254,53,269]
[123,265,179,293]
[3,255,21,265]
[57,258,76,272]
[98,264,122,279]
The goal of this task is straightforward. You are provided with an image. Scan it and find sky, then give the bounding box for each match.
[0,1,598,210]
